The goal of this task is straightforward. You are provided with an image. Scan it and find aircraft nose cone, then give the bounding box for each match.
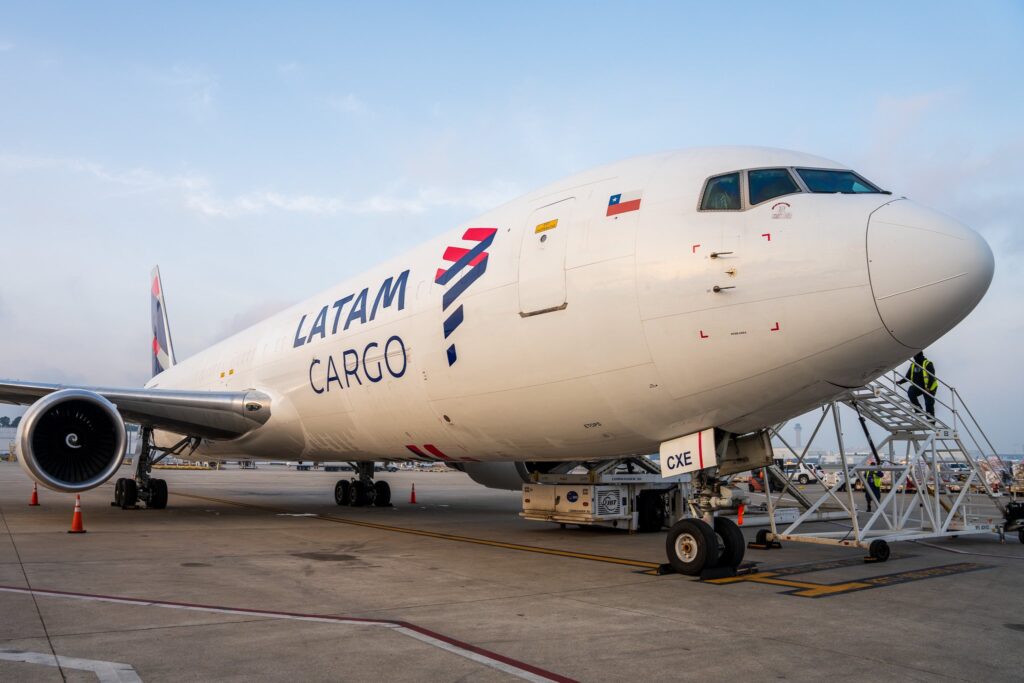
[867,200,994,349]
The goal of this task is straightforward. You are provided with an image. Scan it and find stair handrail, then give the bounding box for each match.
[877,361,1011,479]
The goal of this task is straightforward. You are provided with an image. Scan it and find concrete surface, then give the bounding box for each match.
[1,462,1022,682]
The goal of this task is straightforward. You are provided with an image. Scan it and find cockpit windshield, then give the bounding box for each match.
[796,168,883,194]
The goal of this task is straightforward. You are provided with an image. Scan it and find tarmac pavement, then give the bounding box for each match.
[1,462,1022,682]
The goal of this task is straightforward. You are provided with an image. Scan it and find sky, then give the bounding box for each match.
[0,2,1022,452]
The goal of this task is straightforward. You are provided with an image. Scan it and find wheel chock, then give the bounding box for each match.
[746,540,782,550]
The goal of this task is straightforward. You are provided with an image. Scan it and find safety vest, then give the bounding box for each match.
[872,472,883,488]
[920,359,938,392]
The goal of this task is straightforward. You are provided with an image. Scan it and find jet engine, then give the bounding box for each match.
[452,461,561,491]
[17,389,128,492]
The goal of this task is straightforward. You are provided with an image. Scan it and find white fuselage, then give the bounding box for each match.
[148,147,993,464]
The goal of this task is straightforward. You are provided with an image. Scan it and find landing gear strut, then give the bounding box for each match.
[112,426,195,510]
[664,471,746,576]
[334,463,391,508]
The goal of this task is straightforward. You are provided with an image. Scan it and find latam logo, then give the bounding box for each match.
[435,227,497,366]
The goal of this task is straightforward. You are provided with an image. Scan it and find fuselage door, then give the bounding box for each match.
[518,197,574,315]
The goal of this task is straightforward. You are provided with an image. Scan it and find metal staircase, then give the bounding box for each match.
[760,364,1015,557]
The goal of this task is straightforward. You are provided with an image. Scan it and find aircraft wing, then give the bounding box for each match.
[0,380,272,440]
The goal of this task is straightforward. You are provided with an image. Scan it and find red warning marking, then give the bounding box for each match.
[423,444,452,461]
[405,445,431,459]
[692,244,701,253]
[697,432,705,469]
[699,330,709,339]
[770,322,780,332]
[761,233,771,241]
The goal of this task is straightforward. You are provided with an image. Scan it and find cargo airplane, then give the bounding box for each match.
[0,147,994,574]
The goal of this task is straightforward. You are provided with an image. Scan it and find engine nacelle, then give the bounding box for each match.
[17,389,128,492]
[455,461,562,491]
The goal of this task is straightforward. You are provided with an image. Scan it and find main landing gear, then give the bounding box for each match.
[112,426,196,510]
[334,463,391,508]
[664,471,746,576]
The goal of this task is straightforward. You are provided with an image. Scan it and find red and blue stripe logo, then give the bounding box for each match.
[435,227,497,366]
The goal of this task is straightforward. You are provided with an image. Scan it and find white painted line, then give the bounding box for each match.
[0,586,573,683]
[0,648,142,682]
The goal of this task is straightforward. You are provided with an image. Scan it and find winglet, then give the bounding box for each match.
[151,266,177,377]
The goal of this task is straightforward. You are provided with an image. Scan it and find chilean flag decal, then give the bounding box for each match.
[607,190,642,217]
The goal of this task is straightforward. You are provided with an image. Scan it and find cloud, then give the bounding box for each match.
[183,180,520,218]
[0,153,521,219]
[136,64,218,121]
[329,93,369,116]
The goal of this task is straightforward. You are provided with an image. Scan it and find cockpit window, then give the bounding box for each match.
[700,172,741,210]
[748,168,799,205]
[796,168,883,194]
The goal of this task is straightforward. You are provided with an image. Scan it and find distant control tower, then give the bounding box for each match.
[794,423,803,450]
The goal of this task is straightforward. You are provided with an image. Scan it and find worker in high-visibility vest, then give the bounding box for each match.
[897,351,939,419]
[865,465,883,512]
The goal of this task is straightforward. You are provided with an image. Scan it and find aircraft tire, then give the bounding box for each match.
[714,516,745,568]
[121,479,138,509]
[636,490,666,533]
[665,519,719,576]
[114,478,125,507]
[373,480,391,507]
[334,480,351,506]
[869,539,890,562]
[148,479,168,509]
[350,480,373,507]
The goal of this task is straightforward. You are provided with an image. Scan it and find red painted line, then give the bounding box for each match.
[699,330,709,339]
[692,244,700,253]
[423,444,451,461]
[435,268,447,283]
[770,322,780,331]
[405,445,432,460]
[761,233,771,241]
[462,227,497,241]
[698,432,704,469]
[0,585,577,683]
[606,199,641,216]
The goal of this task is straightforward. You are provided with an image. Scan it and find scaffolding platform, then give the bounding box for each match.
[760,367,1019,559]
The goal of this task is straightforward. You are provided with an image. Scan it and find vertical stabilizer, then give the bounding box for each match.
[151,266,177,377]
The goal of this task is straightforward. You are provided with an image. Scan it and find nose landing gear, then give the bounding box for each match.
[664,472,747,576]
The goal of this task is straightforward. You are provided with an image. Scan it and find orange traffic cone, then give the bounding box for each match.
[737,503,745,526]
[68,495,86,534]
[29,484,40,506]
[409,483,417,504]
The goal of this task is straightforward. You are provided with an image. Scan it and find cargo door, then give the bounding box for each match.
[518,197,574,315]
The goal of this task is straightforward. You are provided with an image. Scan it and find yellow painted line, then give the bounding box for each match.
[174,492,661,570]
[534,219,558,233]
[706,571,870,597]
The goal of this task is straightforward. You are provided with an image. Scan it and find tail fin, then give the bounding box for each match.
[151,266,177,377]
